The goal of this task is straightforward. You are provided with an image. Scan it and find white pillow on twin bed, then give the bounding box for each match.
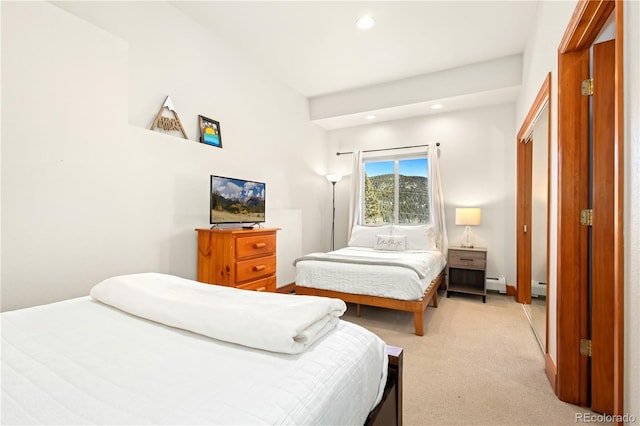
[348,225,392,248]
[391,224,438,250]
[373,234,407,251]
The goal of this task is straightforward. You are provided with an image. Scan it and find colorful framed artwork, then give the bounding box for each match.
[198,115,222,148]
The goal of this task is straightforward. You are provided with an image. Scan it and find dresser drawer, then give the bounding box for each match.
[235,255,276,283]
[236,276,276,292]
[235,234,276,259]
[448,250,486,270]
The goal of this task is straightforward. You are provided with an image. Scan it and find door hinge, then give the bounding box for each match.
[581,78,594,96]
[580,209,593,226]
[580,338,592,357]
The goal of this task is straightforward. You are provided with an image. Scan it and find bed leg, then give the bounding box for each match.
[413,312,424,336]
[356,304,361,317]
[431,290,438,308]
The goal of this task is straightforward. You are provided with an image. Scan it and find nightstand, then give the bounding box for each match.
[446,247,487,303]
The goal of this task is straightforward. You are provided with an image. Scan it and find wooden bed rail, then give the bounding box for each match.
[295,271,443,336]
[365,345,403,426]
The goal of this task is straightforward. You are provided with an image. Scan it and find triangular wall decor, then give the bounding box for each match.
[150,96,188,140]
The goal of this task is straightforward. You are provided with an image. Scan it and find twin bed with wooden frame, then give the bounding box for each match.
[1,273,403,426]
[295,224,447,336]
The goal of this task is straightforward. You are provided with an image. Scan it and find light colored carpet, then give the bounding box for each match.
[341,291,605,426]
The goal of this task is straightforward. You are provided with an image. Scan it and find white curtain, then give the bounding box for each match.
[429,144,448,257]
[347,150,363,241]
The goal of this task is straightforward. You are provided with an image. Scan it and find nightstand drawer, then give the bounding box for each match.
[235,255,276,283]
[448,250,486,270]
[235,234,276,259]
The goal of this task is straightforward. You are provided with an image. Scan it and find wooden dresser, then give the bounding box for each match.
[196,228,279,292]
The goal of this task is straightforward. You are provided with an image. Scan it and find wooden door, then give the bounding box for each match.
[590,38,616,415]
[516,138,532,304]
[556,0,624,417]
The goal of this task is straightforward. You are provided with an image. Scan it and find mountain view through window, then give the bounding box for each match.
[363,157,430,224]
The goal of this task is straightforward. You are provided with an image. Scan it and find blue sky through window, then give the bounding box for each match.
[400,158,428,177]
[365,161,393,176]
[365,158,428,177]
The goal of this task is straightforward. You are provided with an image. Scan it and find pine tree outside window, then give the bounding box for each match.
[363,156,430,225]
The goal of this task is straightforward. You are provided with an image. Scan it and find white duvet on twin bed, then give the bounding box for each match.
[1,297,387,425]
[295,247,446,301]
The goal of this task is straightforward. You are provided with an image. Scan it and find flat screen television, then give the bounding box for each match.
[210,175,266,225]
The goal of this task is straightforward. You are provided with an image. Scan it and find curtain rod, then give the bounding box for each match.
[336,142,440,156]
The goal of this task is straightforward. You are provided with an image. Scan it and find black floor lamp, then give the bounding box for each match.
[326,174,343,251]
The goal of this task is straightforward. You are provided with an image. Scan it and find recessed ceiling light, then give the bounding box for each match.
[365,114,376,120]
[356,15,375,30]
[431,103,444,110]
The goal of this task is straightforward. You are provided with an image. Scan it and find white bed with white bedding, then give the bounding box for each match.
[295,246,446,301]
[294,224,447,336]
[1,273,390,425]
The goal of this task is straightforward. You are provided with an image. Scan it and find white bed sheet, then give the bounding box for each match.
[295,247,446,301]
[1,297,387,425]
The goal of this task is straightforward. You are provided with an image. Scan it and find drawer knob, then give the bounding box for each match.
[460,258,474,261]
[253,242,267,249]
[253,265,266,272]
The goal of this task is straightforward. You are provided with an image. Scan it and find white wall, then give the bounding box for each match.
[1,1,328,311]
[326,104,517,284]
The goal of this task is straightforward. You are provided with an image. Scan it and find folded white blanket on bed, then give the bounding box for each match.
[90,273,346,354]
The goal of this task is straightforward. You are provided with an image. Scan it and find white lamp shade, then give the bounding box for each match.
[326,174,342,183]
[455,208,481,226]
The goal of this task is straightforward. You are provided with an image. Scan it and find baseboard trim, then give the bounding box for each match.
[545,352,557,393]
[506,285,517,297]
[276,282,296,294]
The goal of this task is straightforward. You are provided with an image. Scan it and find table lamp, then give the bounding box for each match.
[455,207,481,248]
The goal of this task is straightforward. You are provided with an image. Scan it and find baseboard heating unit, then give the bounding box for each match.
[532,280,547,298]
[486,276,507,294]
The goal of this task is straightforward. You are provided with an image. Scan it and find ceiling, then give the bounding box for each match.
[172,1,541,128]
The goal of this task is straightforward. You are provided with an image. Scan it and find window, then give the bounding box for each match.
[363,156,430,224]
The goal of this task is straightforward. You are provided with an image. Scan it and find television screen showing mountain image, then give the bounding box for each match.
[210,175,266,224]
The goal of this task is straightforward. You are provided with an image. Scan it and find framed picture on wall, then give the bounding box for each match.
[198,115,222,148]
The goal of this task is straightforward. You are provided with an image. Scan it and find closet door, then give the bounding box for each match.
[589,38,615,415]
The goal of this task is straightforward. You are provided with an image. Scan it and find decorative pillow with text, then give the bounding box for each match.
[374,235,407,251]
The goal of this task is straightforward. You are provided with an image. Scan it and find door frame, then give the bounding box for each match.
[516,73,551,308]
[555,0,624,415]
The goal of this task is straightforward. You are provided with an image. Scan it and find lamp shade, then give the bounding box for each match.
[455,208,481,226]
[326,174,342,183]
